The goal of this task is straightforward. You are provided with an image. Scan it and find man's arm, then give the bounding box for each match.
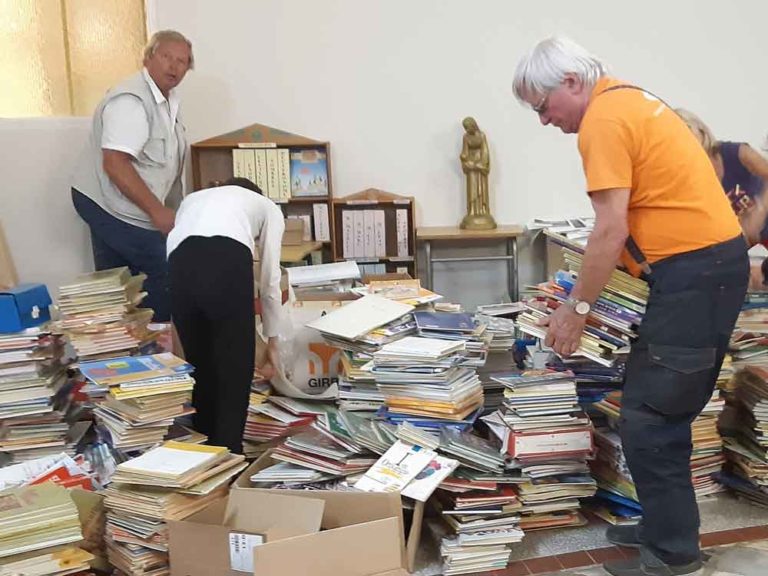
[570,188,630,302]
[542,188,630,356]
[102,150,176,234]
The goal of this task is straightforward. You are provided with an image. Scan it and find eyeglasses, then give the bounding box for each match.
[532,92,550,115]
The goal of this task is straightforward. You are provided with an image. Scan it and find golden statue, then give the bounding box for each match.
[460,117,497,230]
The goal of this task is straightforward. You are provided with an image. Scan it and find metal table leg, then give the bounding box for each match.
[424,240,433,290]
[507,237,518,302]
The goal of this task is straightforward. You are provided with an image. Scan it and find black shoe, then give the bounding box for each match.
[604,549,703,576]
[606,524,642,548]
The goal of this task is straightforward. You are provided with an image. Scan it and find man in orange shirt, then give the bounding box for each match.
[514,37,748,576]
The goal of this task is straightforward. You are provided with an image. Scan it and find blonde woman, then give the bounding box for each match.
[676,109,768,246]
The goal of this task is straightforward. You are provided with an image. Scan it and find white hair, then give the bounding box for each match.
[513,36,608,102]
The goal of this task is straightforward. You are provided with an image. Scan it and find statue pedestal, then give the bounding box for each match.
[460,213,497,230]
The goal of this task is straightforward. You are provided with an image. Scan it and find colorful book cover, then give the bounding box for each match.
[78,353,194,387]
[290,149,329,197]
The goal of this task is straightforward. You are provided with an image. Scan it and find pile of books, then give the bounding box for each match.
[0,483,93,575]
[104,441,246,576]
[287,261,360,299]
[244,394,323,457]
[0,327,87,464]
[518,249,648,367]
[0,451,94,491]
[56,267,158,362]
[717,366,768,506]
[595,389,727,502]
[373,335,483,425]
[488,369,595,530]
[79,353,196,453]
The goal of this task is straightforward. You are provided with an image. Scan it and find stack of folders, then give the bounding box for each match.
[0,483,93,575]
[517,250,648,367]
[56,267,159,362]
[104,441,246,576]
[717,366,768,506]
[79,354,196,453]
[372,336,484,424]
[0,327,88,464]
[486,369,595,530]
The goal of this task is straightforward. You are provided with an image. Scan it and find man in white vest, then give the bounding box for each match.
[71,30,193,322]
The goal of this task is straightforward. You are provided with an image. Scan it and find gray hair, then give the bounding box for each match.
[513,36,607,102]
[143,30,194,69]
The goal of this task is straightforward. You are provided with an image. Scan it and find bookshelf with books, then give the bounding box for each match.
[190,122,334,262]
[332,189,417,277]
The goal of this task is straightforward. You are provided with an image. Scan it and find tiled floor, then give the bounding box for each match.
[538,539,768,575]
[412,493,768,576]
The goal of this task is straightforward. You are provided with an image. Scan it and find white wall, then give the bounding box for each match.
[2,0,767,307]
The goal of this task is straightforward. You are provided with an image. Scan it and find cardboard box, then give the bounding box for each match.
[231,452,409,576]
[282,218,304,246]
[168,490,325,576]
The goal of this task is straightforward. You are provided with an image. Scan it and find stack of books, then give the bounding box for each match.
[594,389,726,501]
[244,395,321,451]
[0,327,87,464]
[104,441,246,576]
[337,350,386,412]
[717,366,768,506]
[56,267,158,361]
[79,353,196,453]
[372,336,484,425]
[0,483,93,574]
[429,430,523,575]
[518,251,648,367]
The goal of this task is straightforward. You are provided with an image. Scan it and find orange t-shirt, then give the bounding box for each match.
[578,77,741,275]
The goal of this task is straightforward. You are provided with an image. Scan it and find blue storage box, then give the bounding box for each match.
[0,283,52,333]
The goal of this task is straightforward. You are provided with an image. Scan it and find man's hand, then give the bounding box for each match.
[258,337,280,380]
[539,304,587,357]
[740,203,767,246]
[150,206,176,235]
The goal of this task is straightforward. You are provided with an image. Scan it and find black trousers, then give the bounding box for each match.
[169,236,255,454]
[620,235,748,565]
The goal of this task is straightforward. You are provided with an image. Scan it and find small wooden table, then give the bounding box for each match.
[280,241,323,264]
[417,225,525,301]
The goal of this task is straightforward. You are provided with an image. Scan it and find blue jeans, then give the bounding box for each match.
[71,189,170,321]
[619,235,748,565]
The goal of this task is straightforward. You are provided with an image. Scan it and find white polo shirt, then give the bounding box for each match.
[167,185,285,337]
[101,68,181,184]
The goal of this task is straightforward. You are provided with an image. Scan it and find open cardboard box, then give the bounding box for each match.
[168,489,325,576]
[231,450,416,575]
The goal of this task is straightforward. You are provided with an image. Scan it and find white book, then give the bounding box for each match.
[352,210,365,258]
[243,149,257,184]
[312,203,330,242]
[117,444,220,477]
[254,149,268,193]
[306,295,414,340]
[232,149,248,178]
[287,261,360,287]
[363,210,375,258]
[354,440,435,494]
[396,209,409,257]
[277,148,291,201]
[374,210,386,257]
[265,149,280,201]
[401,454,459,501]
[342,210,354,258]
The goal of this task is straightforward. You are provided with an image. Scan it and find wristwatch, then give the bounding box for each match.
[565,296,591,316]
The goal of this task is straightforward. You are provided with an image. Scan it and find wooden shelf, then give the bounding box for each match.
[190,122,335,263]
[332,188,417,276]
